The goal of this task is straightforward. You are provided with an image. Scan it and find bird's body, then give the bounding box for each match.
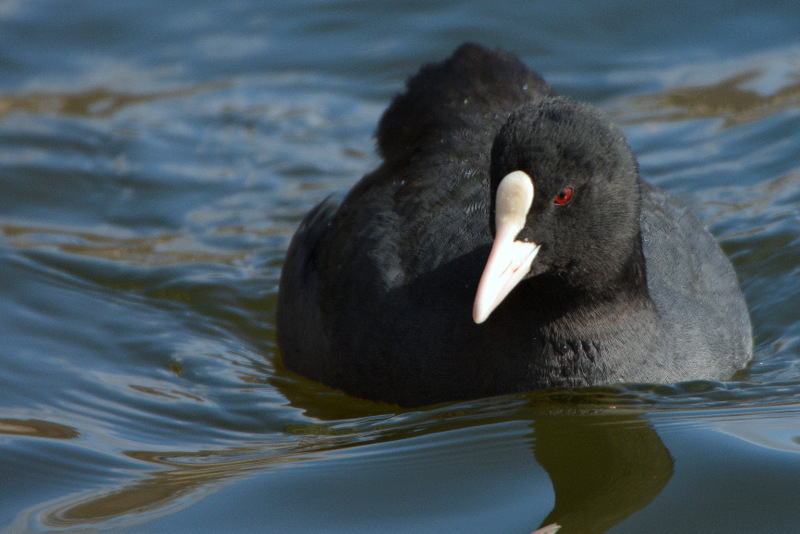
[277,43,752,406]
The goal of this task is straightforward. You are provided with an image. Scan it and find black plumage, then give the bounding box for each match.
[276,43,752,406]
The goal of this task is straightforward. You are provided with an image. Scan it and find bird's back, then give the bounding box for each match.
[278,44,555,402]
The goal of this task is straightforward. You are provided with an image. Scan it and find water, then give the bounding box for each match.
[1,1,799,532]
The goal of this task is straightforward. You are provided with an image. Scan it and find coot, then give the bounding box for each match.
[277,43,752,406]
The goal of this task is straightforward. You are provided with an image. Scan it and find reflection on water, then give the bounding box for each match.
[1,222,247,266]
[618,70,800,127]
[533,412,672,533]
[12,396,672,533]
[0,85,219,119]
[0,418,79,439]
[37,446,291,528]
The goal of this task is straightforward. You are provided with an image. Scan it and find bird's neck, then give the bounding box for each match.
[528,231,652,319]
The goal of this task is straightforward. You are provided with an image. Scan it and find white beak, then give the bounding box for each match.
[473,171,539,324]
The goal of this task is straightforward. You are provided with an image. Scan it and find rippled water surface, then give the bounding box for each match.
[2,1,800,532]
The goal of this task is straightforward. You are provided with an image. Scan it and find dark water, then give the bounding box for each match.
[1,1,800,532]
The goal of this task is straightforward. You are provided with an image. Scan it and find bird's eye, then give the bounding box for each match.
[554,187,574,205]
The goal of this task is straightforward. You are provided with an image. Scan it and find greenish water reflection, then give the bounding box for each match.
[534,412,672,532]
[22,405,670,534]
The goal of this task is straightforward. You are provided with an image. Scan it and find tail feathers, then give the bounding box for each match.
[276,196,339,378]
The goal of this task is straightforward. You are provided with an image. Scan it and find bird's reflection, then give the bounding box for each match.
[22,382,673,533]
[531,408,673,533]
[273,374,675,532]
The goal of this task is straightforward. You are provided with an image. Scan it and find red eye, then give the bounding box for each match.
[554,187,573,205]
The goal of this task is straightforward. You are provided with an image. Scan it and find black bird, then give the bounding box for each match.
[276,43,752,406]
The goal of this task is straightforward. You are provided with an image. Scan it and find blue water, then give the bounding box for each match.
[1,1,800,532]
